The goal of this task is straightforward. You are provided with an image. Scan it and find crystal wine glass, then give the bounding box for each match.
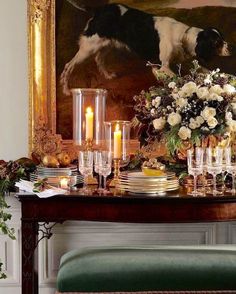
[206,147,223,196]
[187,148,204,197]
[94,150,103,193]
[78,151,93,194]
[224,147,236,195]
[99,151,112,194]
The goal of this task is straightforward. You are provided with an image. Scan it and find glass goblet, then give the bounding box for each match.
[93,150,103,193]
[187,148,204,197]
[78,151,93,194]
[99,151,112,194]
[206,147,223,196]
[224,147,236,195]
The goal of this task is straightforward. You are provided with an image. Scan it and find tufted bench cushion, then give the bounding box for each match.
[56,246,236,293]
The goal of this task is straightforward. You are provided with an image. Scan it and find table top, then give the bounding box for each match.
[17,189,236,223]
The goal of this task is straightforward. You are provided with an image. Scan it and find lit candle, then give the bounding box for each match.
[85,107,94,140]
[60,177,69,190]
[114,123,122,159]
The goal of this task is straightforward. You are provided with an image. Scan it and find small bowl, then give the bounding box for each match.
[142,167,166,177]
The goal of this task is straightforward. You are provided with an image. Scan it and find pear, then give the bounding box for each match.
[42,155,59,168]
[57,152,71,167]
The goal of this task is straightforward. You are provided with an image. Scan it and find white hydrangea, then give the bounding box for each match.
[167,112,182,126]
[153,117,166,130]
[207,117,218,129]
[201,106,216,120]
[225,111,233,122]
[178,126,191,140]
[196,87,209,100]
[152,96,161,108]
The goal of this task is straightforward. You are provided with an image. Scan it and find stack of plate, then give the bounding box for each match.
[116,171,179,195]
[30,165,84,186]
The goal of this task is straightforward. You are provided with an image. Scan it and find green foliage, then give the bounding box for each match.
[165,125,183,156]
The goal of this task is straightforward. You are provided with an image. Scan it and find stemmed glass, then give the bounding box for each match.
[78,151,93,194]
[94,150,103,193]
[99,151,112,194]
[224,147,236,195]
[206,147,223,196]
[187,148,204,196]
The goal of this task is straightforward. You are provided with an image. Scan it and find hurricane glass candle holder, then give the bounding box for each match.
[104,120,131,182]
[72,88,107,150]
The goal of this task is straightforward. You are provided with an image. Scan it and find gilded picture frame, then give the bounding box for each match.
[28,0,141,159]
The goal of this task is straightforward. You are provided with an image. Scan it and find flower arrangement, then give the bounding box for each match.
[134,61,236,156]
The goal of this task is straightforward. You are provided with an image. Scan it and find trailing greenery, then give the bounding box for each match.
[0,158,36,279]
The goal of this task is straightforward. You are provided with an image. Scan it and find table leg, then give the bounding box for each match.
[22,220,39,294]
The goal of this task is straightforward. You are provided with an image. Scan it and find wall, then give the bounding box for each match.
[0,0,28,161]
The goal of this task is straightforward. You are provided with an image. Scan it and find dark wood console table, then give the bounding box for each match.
[17,192,236,294]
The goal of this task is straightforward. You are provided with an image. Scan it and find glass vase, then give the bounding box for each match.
[72,88,107,149]
[104,120,131,180]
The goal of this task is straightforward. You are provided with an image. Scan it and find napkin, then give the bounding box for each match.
[15,180,67,198]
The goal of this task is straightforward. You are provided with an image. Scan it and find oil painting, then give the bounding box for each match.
[56,0,236,140]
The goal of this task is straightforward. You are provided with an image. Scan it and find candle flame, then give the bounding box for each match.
[115,123,120,132]
[86,107,93,114]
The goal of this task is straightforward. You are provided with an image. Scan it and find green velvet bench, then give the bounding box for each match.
[56,246,236,294]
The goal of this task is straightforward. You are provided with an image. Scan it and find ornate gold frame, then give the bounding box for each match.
[28,0,139,159]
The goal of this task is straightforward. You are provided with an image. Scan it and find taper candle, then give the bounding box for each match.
[114,123,121,159]
[85,107,94,140]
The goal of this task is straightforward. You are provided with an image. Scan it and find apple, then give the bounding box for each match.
[57,152,71,167]
[42,155,59,168]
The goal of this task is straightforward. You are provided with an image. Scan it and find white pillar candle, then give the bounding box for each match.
[85,107,94,140]
[114,123,122,159]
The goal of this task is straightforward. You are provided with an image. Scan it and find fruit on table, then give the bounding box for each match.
[142,167,166,176]
[142,158,166,176]
[42,155,59,168]
[57,152,71,167]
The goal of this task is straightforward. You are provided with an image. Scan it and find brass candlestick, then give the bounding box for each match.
[85,138,93,151]
[110,158,121,187]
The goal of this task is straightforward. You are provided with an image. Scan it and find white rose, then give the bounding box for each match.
[178,89,187,98]
[201,106,216,120]
[209,85,224,95]
[171,93,179,100]
[181,81,198,96]
[150,108,156,116]
[207,117,218,129]
[153,117,166,130]
[152,96,161,108]
[176,97,188,108]
[227,119,236,132]
[189,121,197,129]
[226,111,233,122]
[231,103,236,115]
[196,87,209,100]
[167,112,182,126]
[196,116,204,125]
[208,92,223,102]
[168,81,176,89]
[178,126,191,140]
[223,84,236,95]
